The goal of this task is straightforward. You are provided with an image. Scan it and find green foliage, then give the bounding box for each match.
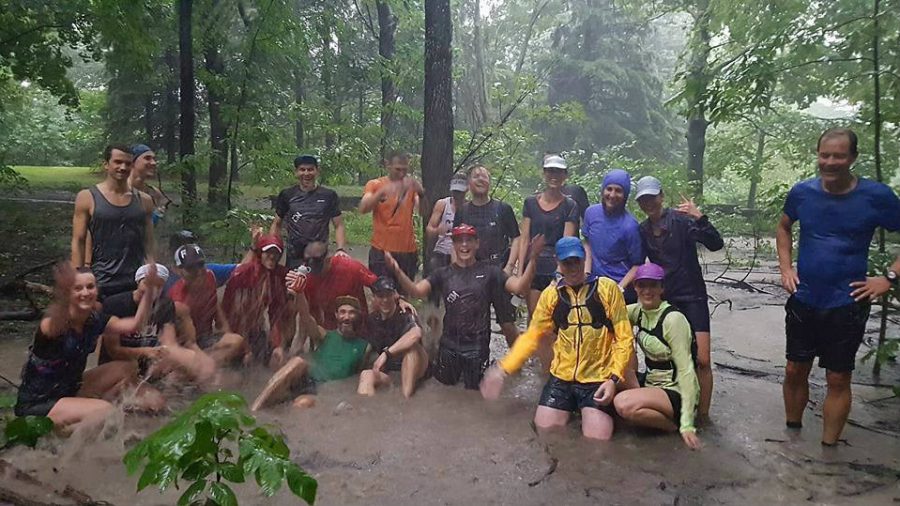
[124,392,317,506]
[0,394,54,449]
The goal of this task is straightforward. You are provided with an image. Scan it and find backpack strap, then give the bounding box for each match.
[551,279,613,332]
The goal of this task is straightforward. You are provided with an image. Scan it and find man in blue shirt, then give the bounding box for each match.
[777,128,900,446]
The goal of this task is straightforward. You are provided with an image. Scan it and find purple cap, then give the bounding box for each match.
[634,263,665,282]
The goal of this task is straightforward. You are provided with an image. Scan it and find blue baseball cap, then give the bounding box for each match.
[555,237,585,261]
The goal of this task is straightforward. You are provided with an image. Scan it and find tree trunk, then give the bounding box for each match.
[163,50,179,165]
[746,127,765,209]
[514,0,548,76]
[204,35,227,208]
[422,0,454,265]
[377,0,397,159]
[178,0,197,212]
[684,0,711,198]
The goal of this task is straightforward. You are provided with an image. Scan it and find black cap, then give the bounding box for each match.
[294,154,318,167]
[371,276,397,294]
[174,244,206,268]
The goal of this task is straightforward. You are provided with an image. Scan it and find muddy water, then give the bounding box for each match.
[1,243,899,504]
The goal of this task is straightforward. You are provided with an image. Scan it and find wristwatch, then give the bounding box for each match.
[381,347,393,362]
[609,374,620,385]
[887,270,898,287]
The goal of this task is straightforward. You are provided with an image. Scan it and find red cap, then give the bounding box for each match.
[451,224,478,238]
[255,234,284,254]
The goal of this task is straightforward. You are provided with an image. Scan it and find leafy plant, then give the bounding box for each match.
[0,394,54,449]
[124,392,317,506]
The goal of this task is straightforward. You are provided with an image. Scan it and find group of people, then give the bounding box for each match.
[15,127,899,452]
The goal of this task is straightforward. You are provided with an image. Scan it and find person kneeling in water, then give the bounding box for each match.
[614,263,702,450]
[251,291,369,411]
[16,264,166,432]
[357,277,428,398]
[481,237,634,440]
[101,264,216,383]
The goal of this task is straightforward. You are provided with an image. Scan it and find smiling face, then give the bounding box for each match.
[261,249,281,270]
[637,192,664,218]
[542,167,568,190]
[817,135,856,185]
[602,183,626,213]
[634,279,664,309]
[468,166,491,197]
[372,291,399,318]
[335,304,361,335]
[71,271,99,312]
[104,148,134,182]
[133,151,158,179]
[385,156,409,181]
[295,163,319,189]
[452,235,479,263]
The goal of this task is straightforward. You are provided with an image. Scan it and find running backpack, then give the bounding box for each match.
[551,279,614,333]
[635,305,698,367]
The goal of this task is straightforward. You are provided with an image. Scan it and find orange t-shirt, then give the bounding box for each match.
[364,176,418,252]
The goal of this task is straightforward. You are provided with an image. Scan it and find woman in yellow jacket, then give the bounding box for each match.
[481,237,634,440]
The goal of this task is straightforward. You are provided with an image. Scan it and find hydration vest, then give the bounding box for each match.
[551,278,613,333]
[635,305,698,370]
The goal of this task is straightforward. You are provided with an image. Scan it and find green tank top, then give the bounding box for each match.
[309,330,368,382]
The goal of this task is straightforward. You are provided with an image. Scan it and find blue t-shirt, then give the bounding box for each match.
[582,204,643,282]
[784,177,900,308]
[162,263,237,295]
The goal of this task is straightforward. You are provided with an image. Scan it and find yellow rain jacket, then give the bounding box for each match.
[499,277,634,383]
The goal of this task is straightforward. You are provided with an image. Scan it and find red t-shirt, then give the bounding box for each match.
[169,270,218,336]
[303,255,378,329]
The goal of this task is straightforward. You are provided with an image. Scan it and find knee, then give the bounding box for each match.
[696,355,711,370]
[825,371,851,391]
[613,394,637,420]
[582,424,614,441]
[359,370,374,383]
[222,333,245,349]
[785,361,810,382]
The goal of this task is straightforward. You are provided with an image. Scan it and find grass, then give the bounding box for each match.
[12,165,101,193]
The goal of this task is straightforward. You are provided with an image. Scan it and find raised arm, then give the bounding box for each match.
[505,235,544,296]
[290,289,326,343]
[517,217,531,279]
[106,287,155,336]
[332,215,348,251]
[269,214,283,236]
[359,180,390,214]
[384,251,432,299]
[776,213,798,294]
[425,199,447,243]
[139,192,156,263]
[71,190,92,267]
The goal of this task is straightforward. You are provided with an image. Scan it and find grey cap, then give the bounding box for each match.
[542,155,567,170]
[634,176,662,200]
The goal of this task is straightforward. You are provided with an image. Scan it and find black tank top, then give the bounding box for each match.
[89,186,146,294]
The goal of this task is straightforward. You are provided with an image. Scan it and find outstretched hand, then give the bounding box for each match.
[675,194,703,220]
[527,234,547,263]
[383,251,401,274]
[54,262,77,296]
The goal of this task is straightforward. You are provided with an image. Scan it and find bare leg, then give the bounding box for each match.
[251,356,308,411]
[357,369,390,396]
[783,360,812,427]
[46,397,115,433]
[580,407,615,440]
[822,370,852,445]
[207,332,246,366]
[80,361,165,413]
[155,345,216,383]
[400,344,429,398]
[613,387,677,432]
[534,405,570,433]
[500,322,519,348]
[292,395,316,408]
[695,331,712,418]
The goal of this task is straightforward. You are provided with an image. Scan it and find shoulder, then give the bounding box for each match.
[364,177,385,192]
[595,277,621,299]
[317,186,339,198]
[788,178,818,197]
[662,303,691,329]
[626,303,639,320]
[276,186,295,199]
[75,189,94,207]
[137,189,155,210]
[858,178,898,200]
[583,204,602,221]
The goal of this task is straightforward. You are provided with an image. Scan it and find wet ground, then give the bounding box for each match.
[0,203,898,505]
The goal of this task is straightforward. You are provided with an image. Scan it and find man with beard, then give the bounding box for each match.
[453,164,523,346]
[386,225,543,389]
[251,294,369,411]
[582,169,643,304]
[357,277,428,398]
[297,241,378,329]
[271,154,348,268]
[72,144,156,298]
[223,234,293,369]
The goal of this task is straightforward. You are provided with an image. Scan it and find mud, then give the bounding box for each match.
[0,206,898,505]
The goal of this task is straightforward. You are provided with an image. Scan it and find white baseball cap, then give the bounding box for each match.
[542,155,567,170]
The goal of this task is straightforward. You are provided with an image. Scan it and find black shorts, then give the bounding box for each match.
[671,299,711,333]
[663,388,682,424]
[15,398,61,417]
[538,376,614,415]
[369,247,418,286]
[785,295,869,372]
[432,346,489,390]
[494,290,518,325]
[289,374,318,397]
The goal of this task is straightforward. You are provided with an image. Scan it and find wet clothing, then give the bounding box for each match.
[308,331,369,382]
[274,185,341,267]
[500,277,633,384]
[169,270,219,336]
[366,309,420,371]
[672,298,710,333]
[433,197,456,255]
[16,312,111,416]
[539,376,614,415]
[522,195,579,286]
[784,177,900,309]
[303,255,377,329]
[88,186,147,297]
[426,262,509,353]
[99,292,176,365]
[432,346,490,389]
[369,248,418,287]
[639,209,723,303]
[628,301,699,433]
[785,295,870,372]
[453,199,520,268]
[364,176,418,253]
[562,184,590,221]
[582,204,643,283]
[223,262,290,352]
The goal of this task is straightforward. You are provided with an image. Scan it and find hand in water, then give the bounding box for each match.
[269,348,286,370]
[681,430,702,450]
[480,366,506,400]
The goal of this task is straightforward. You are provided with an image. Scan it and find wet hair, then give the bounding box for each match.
[384,150,410,163]
[103,144,132,161]
[467,164,489,178]
[817,128,858,156]
[294,154,319,167]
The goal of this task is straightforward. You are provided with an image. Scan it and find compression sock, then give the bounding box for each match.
[786,421,803,429]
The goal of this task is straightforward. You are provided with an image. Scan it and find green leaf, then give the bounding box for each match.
[208,482,238,506]
[137,461,162,492]
[0,395,16,410]
[4,416,54,448]
[219,463,245,483]
[182,459,214,481]
[286,465,318,505]
[177,479,207,506]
